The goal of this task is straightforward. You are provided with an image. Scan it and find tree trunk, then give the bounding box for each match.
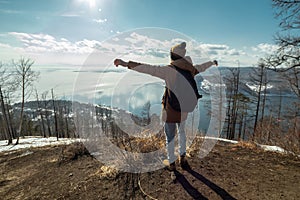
[261,70,267,122]
[6,104,15,139]
[36,91,46,137]
[0,86,13,144]
[16,76,25,145]
[226,90,233,139]
[278,90,282,120]
[242,106,248,140]
[253,65,264,137]
[51,89,59,141]
[43,100,52,137]
[64,104,70,138]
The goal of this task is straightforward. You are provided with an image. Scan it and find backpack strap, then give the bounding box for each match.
[162,65,175,109]
[162,86,168,109]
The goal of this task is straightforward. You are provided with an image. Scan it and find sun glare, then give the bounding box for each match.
[77,0,96,9]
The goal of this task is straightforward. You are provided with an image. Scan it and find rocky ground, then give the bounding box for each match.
[0,141,299,200]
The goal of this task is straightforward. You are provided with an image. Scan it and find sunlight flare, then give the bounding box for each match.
[77,0,96,9]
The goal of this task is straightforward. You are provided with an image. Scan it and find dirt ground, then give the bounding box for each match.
[0,141,299,200]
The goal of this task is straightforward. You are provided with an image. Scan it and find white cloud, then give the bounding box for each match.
[9,32,101,54]
[61,38,69,42]
[196,43,245,56]
[4,32,105,65]
[125,32,150,45]
[198,44,229,51]
[4,31,276,67]
[2,31,281,101]
[252,43,279,54]
[0,43,11,48]
[185,42,248,66]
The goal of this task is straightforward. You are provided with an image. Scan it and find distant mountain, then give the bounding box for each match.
[199,67,298,97]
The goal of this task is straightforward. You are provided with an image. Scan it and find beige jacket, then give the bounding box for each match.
[127,57,214,123]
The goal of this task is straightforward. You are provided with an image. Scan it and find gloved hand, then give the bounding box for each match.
[213,60,218,66]
[114,59,128,67]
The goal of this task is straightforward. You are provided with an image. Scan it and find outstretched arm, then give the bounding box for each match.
[194,60,218,73]
[114,59,168,80]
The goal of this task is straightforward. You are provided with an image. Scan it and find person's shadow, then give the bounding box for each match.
[174,167,237,200]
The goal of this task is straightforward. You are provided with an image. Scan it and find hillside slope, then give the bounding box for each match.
[1,140,299,200]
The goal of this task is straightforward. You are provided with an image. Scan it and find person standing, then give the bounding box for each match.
[114,42,218,171]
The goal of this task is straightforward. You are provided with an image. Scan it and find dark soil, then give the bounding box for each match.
[0,142,299,200]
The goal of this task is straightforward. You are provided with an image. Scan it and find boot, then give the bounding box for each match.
[168,162,177,183]
[163,159,176,171]
[168,162,176,171]
[180,155,190,170]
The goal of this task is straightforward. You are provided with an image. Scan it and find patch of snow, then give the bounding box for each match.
[1,136,298,158]
[257,144,286,153]
[0,136,79,153]
[257,144,300,158]
[200,79,226,94]
[246,82,273,92]
[201,136,299,157]
[201,136,238,144]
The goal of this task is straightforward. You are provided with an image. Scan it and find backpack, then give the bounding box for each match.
[163,65,202,112]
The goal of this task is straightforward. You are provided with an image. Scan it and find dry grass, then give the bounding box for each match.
[253,117,300,155]
[93,165,119,180]
[186,136,204,157]
[232,141,258,150]
[111,129,165,153]
[58,142,90,164]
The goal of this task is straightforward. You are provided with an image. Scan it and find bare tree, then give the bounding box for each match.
[57,100,66,138]
[282,68,300,97]
[63,102,70,138]
[0,86,13,144]
[273,0,300,31]
[14,57,40,144]
[264,0,300,72]
[258,0,300,149]
[41,91,52,137]
[230,68,240,139]
[0,62,15,144]
[224,67,241,140]
[250,62,268,136]
[282,68,300,139]
[51,88,59,140]
[35,90,47,137]
[234,93,250,140]
[3,91,17,139]
[224,70,235,139]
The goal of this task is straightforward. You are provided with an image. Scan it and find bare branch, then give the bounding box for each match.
[12,57,40,144]
[273,0,300,30]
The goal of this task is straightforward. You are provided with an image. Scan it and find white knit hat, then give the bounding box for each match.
[171,42,186,58]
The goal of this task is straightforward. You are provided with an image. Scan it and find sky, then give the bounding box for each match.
[0,0,280,66]
[0,0,282,103]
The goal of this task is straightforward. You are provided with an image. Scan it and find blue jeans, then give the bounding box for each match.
[164,121,186,164]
